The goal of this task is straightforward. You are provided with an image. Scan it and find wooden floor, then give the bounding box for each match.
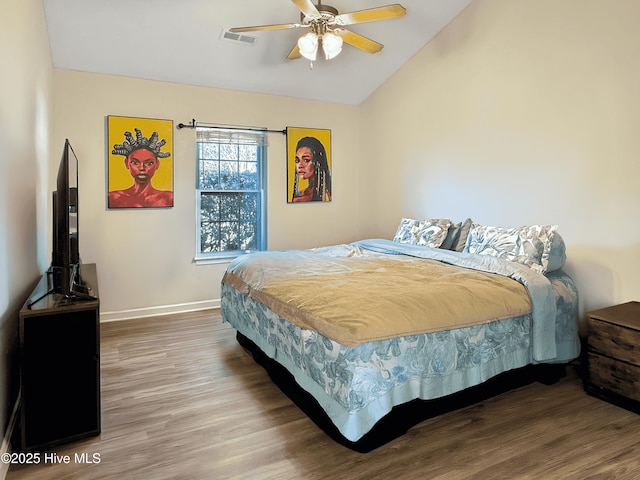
[7,309,640,479]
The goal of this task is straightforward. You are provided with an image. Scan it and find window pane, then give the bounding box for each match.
[240,193,258,220]
[239,161,257,189]
[219,221,239,251]
[200,192,219,222]
[240,222,257,250]
[219,193,239,221]
[220,144,238,161]
[219,161,239,190]
[199,159,219,189]
[198,192,261,253]
[238,144,257,161]
[199,142,219,160]
[200,219,220,253]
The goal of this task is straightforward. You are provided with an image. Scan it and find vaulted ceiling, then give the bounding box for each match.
[43,0,472,105]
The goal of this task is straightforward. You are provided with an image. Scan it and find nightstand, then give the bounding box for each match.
[585,301,640,413]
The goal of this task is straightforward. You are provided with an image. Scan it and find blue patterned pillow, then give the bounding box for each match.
[464,224,558,274]
[393,218,451,248]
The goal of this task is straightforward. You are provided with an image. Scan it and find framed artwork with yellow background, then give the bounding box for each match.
[107,115,174,209]
[286,126,332,203]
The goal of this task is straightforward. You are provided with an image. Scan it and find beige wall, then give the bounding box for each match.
[52,71,362,318]
[360,0,640,314]
[0,0,52,455]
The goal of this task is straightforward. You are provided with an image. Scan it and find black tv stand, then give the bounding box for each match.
[18,263,101,451]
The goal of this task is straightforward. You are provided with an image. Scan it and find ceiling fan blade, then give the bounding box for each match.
[334,4,406,26]
[229,23,304,33]
[290,0,321,19]
[335,29,384,54]
[287,43,302,60]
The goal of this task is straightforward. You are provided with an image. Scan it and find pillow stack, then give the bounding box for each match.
[392,217,566,273]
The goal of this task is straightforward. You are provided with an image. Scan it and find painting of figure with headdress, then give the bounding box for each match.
[107,116,174,209]
[287,127,332,203]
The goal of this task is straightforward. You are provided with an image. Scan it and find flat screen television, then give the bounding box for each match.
[50,139,94,300]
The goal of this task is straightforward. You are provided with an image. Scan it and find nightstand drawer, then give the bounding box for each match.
[588,352,640,403]
[588,319,640,366]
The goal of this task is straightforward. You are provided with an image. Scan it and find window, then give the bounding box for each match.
[196,127,267,259]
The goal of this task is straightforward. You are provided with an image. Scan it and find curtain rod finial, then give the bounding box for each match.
[177,119,197,129]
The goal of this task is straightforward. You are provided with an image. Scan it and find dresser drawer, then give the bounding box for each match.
[588,319,640,366]
[588,352,640,403]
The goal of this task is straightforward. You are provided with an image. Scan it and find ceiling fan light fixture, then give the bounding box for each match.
[322,32,343,60]
[229,2,406,63]
[297,32,318,61]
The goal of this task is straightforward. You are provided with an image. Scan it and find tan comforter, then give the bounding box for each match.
[222,244,531,347]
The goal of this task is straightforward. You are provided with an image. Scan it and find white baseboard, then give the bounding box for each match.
[100,299,220,322]
[1,389,21,480]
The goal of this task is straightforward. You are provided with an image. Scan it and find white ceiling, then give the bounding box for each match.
[43,0,471,105]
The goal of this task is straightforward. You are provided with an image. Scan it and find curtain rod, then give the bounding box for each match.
[176,118,286,135]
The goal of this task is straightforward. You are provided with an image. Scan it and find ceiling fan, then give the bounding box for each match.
[229,0,406,63]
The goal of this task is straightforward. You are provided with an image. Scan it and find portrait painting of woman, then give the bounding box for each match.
[287,127,332,203]
[107,116,174,209]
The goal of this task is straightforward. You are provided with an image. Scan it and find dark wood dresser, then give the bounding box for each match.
[585,301,640,413]
[18,263,101,451]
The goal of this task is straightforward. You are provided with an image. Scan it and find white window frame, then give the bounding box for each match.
[195,126,267,263]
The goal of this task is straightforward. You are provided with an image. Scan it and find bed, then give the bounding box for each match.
[220,219,580,451]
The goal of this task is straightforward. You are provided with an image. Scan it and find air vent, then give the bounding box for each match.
[220,30,258,45]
